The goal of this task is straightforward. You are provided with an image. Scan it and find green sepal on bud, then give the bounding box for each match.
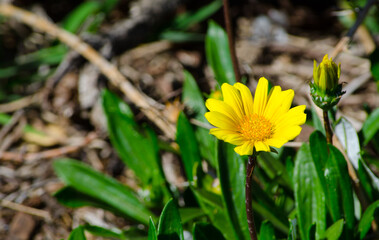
[310,54,345,110]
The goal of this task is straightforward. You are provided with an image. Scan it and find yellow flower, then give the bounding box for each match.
[204,77,306,156]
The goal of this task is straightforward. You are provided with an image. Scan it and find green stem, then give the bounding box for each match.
[323,110,332,144]
[246,154,258,240]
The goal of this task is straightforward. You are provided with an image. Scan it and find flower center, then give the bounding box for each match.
[238,114,274,142]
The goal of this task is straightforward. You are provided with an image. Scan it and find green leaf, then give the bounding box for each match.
[287,219,297,240]
[320,219,344,240]
[358,200,379,239]
[176,112,201,181]
[216,141,250,240]
[192,188,236,239]
[335,117,379,197]
[159,31,204,42]
[311,107,325,135]
[83,225,126,240]
[182,70,216,167]
[324,146,355,239]
[294,144,326,240]
[193,222,226,240]
[148,217,158,240]
[62,1,101,32]
[369,48,379,92]
[53,158,154,224]
[68,226,86,240]
[179,208,205,223]
[54,186,120,212]
[102,89,167,193]
[363,108,379,145]
[258,151,293,190]
[170,0,223,30]
[157,199,184,240]
[205,20,236,85]
[259,220,276,240]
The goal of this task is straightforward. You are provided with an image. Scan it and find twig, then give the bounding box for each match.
[0,132,97,162]
[0,4,176,139]
[246,154,258,240]
[330,0,378,59]
[223,0,241,82]
[1,199,52,222]
[0,92,43,113]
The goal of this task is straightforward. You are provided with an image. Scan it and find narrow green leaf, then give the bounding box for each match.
[157,199,184,240]
[287,219,297,240]
[148,217,158,240]
[179,208,205,223]
[62,1,101,32]
[159,31,204,42]
[83,225,125,240]
[176,112,201,181]
[193,222,226,240]
[369,48,379,92]
[54,186,120,212]
[205,20,236,85]
[182,70,216,166]
[325,146,355,239]
[259,220,276,240]
[363,108,379,145]
[320,219,344,240]
[311,107,325,135]
[216,141,250,240]
[294,144,326,240]
[192,188,236,239]
[53,158,154,224]
[171,0,223,30]
[68,226,86,240]
[259,151,293,190]
[102,90,166,192]
[358,200,379,239]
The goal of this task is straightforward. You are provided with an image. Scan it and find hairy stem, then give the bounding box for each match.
[246,155,258,240]
[323,110,333,144]
[223,0,241,82]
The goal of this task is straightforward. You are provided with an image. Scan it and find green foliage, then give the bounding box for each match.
[53,158,154,224]
[176,112,201,181]
[102,89,170,205]
[157,199,184,240]
[193,222,226,240]
[67,226,86,240]
[54,18,379,240]
[205,20,236,86]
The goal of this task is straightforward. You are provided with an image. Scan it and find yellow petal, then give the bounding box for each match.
[205,112,237,130]
[221,83,244,119]
[253,77,268,116]
[234,142,254,156]
[209,128,245,145]
[274,125,302,140]
[263,86,282,120]
[271,89,294,122]
[254,141,270,152]
[265,138,288,148]
[274,105,306,129]
[205,99,240,122]
[234,82,254,116]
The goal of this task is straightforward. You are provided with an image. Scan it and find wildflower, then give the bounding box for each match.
[311,54,345,110]
[204,77,306,156]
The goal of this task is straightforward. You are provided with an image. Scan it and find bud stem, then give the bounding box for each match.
[246,154,258,240]
[323,110,333,144]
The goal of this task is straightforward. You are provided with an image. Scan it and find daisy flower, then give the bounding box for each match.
[204,77,306,156]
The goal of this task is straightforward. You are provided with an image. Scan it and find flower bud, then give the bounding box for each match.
[310,54,345,110]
